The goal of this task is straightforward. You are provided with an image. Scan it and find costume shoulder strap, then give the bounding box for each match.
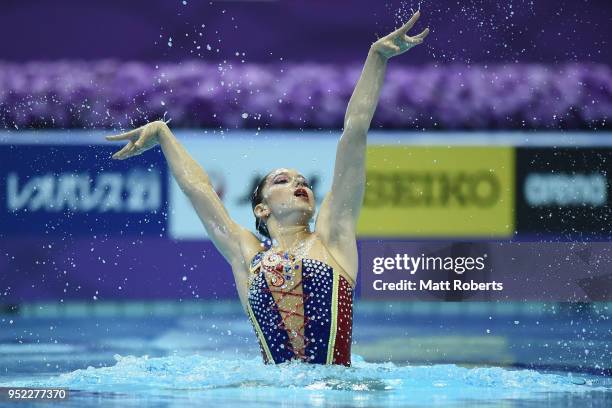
[249,251,265,274]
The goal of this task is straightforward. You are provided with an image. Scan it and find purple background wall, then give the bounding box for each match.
[0,0,610,65]
[0,238,235,302]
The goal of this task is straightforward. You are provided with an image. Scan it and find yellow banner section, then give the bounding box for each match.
[358,146,515,237]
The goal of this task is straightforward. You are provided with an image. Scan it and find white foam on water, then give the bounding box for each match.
[2,354,607,406]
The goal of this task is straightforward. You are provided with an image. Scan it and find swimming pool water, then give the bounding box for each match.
[1,301,610,407]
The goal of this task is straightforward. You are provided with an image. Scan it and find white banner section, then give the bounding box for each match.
[169,131,339,240]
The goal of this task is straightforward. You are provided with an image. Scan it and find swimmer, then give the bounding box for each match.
[106,11,429,366]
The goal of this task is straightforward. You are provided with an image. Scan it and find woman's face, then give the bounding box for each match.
[260,168,315,220]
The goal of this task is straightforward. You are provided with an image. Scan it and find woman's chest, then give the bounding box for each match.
[250,240,350,287]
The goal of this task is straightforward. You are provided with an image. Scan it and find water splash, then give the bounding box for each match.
[385,0,538,64]
[2,354,606,406]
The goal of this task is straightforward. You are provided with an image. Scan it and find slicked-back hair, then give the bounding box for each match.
[250,171,274,239]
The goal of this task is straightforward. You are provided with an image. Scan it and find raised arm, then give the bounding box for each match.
[106,121,260,269]
[316,11,429,267]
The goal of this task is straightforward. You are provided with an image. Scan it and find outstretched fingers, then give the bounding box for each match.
[393,10,421,37]
[414,27,430,39]
[406,27,430,44]
[105,127,141,141]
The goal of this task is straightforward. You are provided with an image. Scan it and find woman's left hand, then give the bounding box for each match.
[372,10,429,59]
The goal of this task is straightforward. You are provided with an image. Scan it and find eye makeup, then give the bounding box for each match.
[269,172,311,189]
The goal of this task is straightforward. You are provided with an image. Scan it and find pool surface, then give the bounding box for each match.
[1,301,611,407]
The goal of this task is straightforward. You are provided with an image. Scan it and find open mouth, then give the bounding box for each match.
[294,188,309,200]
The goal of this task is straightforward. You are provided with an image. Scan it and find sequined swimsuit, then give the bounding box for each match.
[246,249,354,366]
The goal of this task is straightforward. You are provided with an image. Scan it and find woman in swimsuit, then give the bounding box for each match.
[106,11,428,366]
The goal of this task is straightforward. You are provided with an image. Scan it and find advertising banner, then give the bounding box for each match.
[358,146,515,237]
[515,148,612,239]
[0,144,167,237]
[2,132,612,302]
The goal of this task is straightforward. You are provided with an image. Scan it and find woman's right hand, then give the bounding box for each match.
[106,120,167,160]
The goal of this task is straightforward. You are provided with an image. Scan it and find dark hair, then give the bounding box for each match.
[251,172,273,239]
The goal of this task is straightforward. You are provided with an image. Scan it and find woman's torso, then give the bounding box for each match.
[239,235,355,365]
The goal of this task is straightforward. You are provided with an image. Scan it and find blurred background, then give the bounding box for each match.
[0,0,611,380]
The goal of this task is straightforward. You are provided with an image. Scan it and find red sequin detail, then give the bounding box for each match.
[332,275,353,366]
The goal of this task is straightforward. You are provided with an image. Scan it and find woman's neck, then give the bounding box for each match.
[269,225,311,250]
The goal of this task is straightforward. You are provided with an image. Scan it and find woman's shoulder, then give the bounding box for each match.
[236,228,267,261]
[310,233,357,289]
